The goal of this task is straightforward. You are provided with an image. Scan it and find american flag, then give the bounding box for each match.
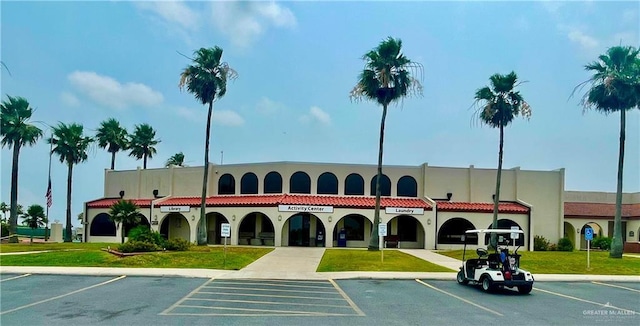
[46,178,52,208]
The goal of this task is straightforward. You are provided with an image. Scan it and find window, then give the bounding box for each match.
[344,173,364,195]
[241,173,258,194]
[123,214,150,238]
[397,215,417,242]
[90,213,116,236]
[485,219,524,246]
[397,175,417,197]
[438,218,476,244]
[218,174,235,195]
[317,172,338,194]
[290,171,311,194]
[264,171,283,193]
[370,174,391,196]
[343,214,365,240]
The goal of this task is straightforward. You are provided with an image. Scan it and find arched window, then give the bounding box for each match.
[317,172,338,194]
[264,171,283,193]
[218,174,235,195]
[344,173,364,195]
[290,171,311,194]
[241,172,258,194]
[438,218,476,244]
[370,174,391,196]
[124,214,151,238]
[485,219,525,246]
[397,175,417,197]
[90,213,116,236]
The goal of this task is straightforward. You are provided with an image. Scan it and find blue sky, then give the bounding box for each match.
[1,1,639,227]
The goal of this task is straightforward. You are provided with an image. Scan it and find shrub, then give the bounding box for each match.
[557,237,574,252]
[164,238,191,251]
[591,236,612,250]
[127,226,165,247]
[534,235,550,251]
[548,243,557,251]
[1,222,8,237]
[118,240,160,253]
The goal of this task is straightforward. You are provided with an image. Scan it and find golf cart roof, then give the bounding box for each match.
[465,229,524,234]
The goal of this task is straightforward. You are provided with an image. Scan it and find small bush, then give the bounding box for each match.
[534,235,550,251]
[548,243,557,251]
[557,237,574,252]
[127,226,165,247]
[1,223,8,237]
[118,240,160,253]
[164,238,191,251]
[592,236,612,250]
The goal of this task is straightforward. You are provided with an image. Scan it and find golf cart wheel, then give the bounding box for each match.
[481,276,493,292]
[518,284,533,294]
[457,270,468,285]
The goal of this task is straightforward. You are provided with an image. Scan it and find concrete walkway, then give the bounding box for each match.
[400,249,461,271]
[230,247,326,279]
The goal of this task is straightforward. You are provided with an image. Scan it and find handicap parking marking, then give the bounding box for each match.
[591,281,640,293]
[415,279,504,317]
[0,273,31,282]
[0,275,126,316]
[161,278,364,317]
[533,286,639,315]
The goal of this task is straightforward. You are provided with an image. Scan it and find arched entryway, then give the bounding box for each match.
[159,213,190,242]
[438,218,477,245]
[386,215,425,249]
[284,213,326,247]
[580,222,603,250]
[238,212,274,246]
[90,213,116,237]
[332,214,371,248]
[564,222,576,248]
[484,219,525,246]
[206,212,230,245]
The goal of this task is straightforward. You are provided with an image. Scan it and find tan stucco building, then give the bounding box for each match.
[84,162,570,251]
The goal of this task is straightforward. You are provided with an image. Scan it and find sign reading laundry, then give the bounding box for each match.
[278,205,334,213]
[160,206,191,213]
[385,207,424,215]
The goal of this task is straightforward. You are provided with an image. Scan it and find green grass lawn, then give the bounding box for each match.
[0,243,272,270]
[317,249,454,272]
[438,250,640,275]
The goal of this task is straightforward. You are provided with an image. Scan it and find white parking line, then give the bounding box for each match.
[534,287,639,314]
[197,290,347,301]
[0,275,126,315]
[415,279,504,317]
[591,281,640,293]
[159,277,214,316]
[177,304,345,316]
[186,297,354,309]
[214,281,334,289]
[203,285,339,294]
[329,279,365,316]
[0,274,31,282]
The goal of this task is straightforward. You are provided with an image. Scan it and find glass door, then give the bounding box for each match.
[289,213,310,246]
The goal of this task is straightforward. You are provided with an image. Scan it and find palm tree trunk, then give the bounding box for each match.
[369,103,388,251]
[143,153,147,169]
[110,151,116,170]
[30,230,33,244]
[65,163,73,242]
[198,101,214,245]
[610,109,625,258]
[490,124,504,249]
[9,143,21,243]
[120,223,124,244]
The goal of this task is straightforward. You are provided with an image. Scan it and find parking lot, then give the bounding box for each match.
[0,274,638,325]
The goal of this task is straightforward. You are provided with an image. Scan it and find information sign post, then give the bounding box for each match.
[221,223,231,268]
[585,227,593,270]
[379,223,387,263]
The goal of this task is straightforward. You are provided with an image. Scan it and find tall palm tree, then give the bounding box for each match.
[165,152,186,167]
[350,37,423,251]
[21,204,47,244]
[179,46,237,245]
[108,200,141,243]
[1,95,43,242]
[49,122,93,242]
[473,72,531,248]
[575,45,640,258]
[128,123,160,169]
[96,118,129,170]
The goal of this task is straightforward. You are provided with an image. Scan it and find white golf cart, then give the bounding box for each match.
[456,229,534,294]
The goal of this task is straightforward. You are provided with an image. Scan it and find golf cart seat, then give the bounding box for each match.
[487,253,501,269]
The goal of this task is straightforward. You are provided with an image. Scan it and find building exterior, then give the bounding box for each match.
[84,162,566,251]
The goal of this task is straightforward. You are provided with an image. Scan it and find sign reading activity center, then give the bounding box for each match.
[385,207,424,215]
[278,205,334,213]
[160,206,190,213]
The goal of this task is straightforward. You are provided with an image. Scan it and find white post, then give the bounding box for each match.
[587,240,590,270]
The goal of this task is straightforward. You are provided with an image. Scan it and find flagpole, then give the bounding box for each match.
[45,133,53,241]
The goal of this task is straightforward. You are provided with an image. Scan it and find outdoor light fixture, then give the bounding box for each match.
[328,216,332,222]
[278,215,282,221]
[427,218,432,225]
[154,215,157,221]
[446,192,452,201]
[119,190,125,198]
[191,215,195,221]
[232,215,236,221]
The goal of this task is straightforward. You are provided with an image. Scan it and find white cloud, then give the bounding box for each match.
[256,97,286,115]
[214,110,245,126]
[134,1,200,31]
[176,107,204,123]
[210,1,296,48]
[300,106,330,125]
[60,92,80,107]
[67,71,164,110]
[565,28,599,50]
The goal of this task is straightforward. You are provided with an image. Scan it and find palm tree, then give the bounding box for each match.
[96,118,129,170]
[473,72,531,248]
[1,95,43,242]
[0,202,8,223]
[575,45,640,258]
[49,122,93,242]
[179,46,237,245]
[21,204,47,244]
[350,37,423,251]
[128,123,159,169]
[108,200,141,243]
[165,152,186,167]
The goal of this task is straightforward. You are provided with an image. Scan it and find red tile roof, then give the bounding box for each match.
[86,198,152,208]
[564,202,640,219]
[436,201,529,214]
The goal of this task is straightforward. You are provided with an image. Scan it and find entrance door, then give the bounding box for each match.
[289,213,310,246]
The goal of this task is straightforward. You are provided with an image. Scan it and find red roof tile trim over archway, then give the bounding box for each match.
[436,201,529,214]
